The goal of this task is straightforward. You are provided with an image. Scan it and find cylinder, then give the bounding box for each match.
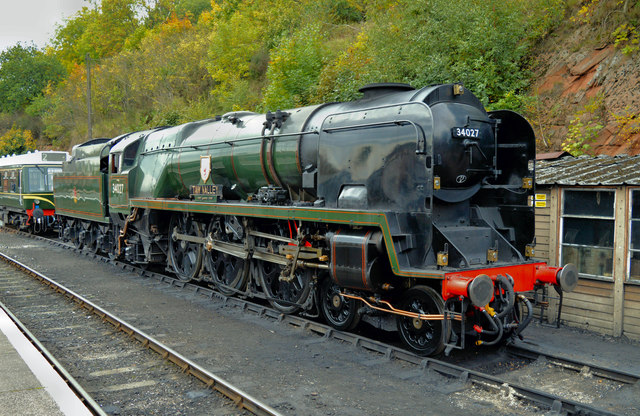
[329,230,386,291]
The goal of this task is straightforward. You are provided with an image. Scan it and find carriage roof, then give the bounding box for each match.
[0,151,70,168]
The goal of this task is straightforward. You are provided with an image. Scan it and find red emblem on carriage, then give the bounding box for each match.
[200,156,211,182]
[73,186,78,203]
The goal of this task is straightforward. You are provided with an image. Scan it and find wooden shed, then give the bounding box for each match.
[535,154,640,340]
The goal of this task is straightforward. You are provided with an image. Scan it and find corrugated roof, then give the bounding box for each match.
[536,151,570,160]
[536,154,640,186]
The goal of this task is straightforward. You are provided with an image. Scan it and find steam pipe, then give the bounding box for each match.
[495,274,515,319]
[478,309,503,346]
[513,294,533,338]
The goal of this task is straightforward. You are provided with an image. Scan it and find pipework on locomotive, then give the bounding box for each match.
[51,83,578,355]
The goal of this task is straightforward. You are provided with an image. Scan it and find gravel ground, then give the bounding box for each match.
[0,260,248,415]
[3,231,638,415]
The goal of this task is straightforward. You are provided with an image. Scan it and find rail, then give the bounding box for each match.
[506,343,639,385]
[1,228,628,416]
[0,299,106,416]
[0,251,284,416]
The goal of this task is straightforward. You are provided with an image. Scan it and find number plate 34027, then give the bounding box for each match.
[452,127,480,139]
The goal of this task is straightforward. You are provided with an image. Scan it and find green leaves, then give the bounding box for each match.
[0,45,66,113]
[0,0,572,149]
[262,25,327,110]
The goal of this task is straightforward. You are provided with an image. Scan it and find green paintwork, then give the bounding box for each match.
[0,166,60,212]
[54,141,110,223]
[129,196,443,280]
[108,174,129,212]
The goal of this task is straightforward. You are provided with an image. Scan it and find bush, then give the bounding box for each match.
[0,125,37,156]
[261,25,327,110]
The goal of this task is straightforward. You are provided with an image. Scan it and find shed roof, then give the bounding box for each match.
[536,154,640,186]
[536,151,570,160]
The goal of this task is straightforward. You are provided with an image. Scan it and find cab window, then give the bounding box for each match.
[27,167,47,192]
[121,140,140,170]
[111,154,121,173]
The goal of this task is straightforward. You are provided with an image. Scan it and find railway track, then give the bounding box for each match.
[2,228,637,415]
[0,249,281,416]
[505,343,639,385]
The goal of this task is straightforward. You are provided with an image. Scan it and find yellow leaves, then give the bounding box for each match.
[561,93,605,156]
[353,30,369,50]
[160,13,193,35]
[613,23,639,55]
[0,125,36,156]
[612,106,640,140]
[571,0,600,24]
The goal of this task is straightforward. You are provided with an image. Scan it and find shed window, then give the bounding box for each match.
[561,189,614,279]
[629,190,640,281]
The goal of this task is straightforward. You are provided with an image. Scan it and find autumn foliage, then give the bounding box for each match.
[0,125,36,156]
[0,0,637,153]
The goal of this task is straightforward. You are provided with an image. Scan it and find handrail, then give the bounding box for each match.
[139,130,319,155]
[322,119,427,155]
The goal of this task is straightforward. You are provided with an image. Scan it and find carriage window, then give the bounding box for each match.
[47,167,62,192]
[561,189,615,279]
[9,170,17,192]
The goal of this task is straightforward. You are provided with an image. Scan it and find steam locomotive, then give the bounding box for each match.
[54,83,578,355]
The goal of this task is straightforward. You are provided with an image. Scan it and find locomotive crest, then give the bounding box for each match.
[200,156,211,182]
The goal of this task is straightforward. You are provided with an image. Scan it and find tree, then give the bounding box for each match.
[262,25,327,110]
[0,125,36,156]
[53,0,141,66]
[0,45,66,113]
[143,0,212,25]
[52,7,97,69]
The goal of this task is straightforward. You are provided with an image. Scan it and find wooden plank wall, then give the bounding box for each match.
[534,189,551,262]
[624,284,640,339]
[533,184,640,340]
[561,279,615,334]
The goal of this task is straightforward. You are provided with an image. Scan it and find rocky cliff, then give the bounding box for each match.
[530,1,640,155]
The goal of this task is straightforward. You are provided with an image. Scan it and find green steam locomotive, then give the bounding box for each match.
[54,83,577,355]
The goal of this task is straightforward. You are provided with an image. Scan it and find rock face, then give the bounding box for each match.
[532,24,640,155]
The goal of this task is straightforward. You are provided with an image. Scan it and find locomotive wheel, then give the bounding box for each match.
[58,218,68,242]
[257,261,312,314]
[396,285,447,356]
[168,214,203,282]
[319,278,361,331]
[204,220,248,296]
[88,224,100,253]
[72,221,84,249]
[108,225,122,261]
